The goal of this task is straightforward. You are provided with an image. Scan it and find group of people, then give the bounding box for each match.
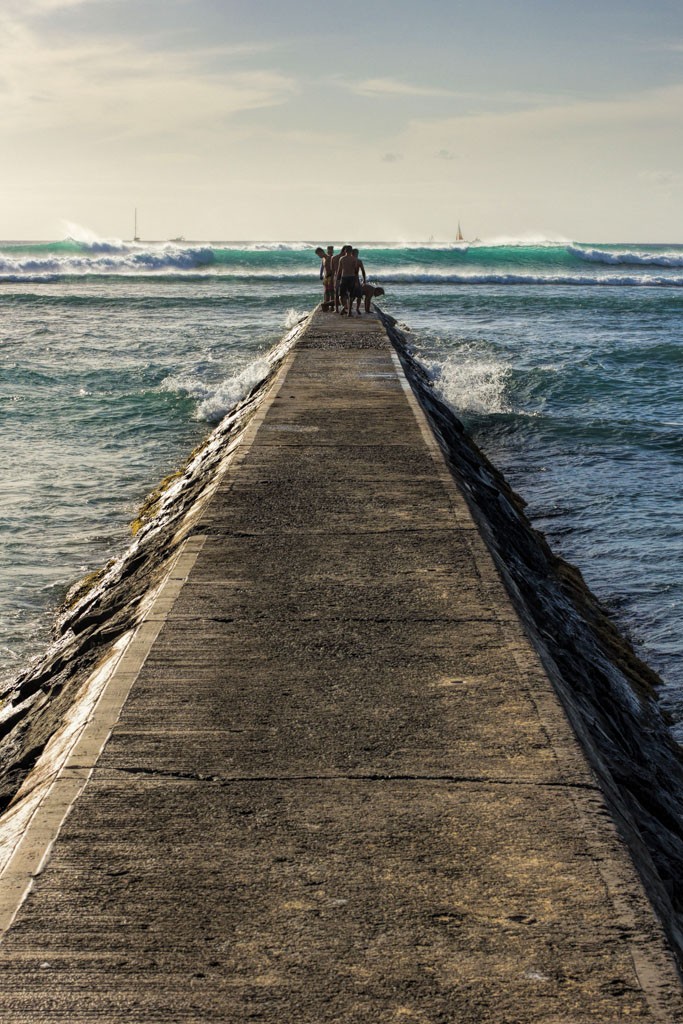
[315,245,385,316]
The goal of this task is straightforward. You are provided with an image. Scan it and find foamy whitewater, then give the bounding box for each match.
[1,234,682,737]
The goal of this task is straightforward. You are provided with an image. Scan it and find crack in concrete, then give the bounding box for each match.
[94,765,600,791]
[194,615,502,626]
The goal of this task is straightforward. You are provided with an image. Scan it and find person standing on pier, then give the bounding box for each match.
[323,246,335,310]
[336,245,359,316]
[315,247,326,301]
[315,246,336,311]
[330,246,343,312]
[352,248,367,314]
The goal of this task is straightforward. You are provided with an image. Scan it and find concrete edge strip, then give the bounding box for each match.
[388,345,683,1017]
[0,535,206,938]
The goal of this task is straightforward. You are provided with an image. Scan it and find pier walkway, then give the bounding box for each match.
[0,311,681,1021]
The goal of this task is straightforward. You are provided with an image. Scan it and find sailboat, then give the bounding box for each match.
[455,222,480,244]
[133,208,141,243]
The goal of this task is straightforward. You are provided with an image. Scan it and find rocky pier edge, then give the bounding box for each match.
[0,313,311,847]
[379,308,683,969]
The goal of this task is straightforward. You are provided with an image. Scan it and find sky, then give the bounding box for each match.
[1,0,682,241]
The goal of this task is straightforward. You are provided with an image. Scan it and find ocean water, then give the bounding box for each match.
[1,234,682,738]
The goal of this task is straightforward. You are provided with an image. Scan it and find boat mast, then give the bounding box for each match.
[134,208,141,242]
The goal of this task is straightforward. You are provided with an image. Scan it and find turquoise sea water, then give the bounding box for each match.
[1,236,682,737]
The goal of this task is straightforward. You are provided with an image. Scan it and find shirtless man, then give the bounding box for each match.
[315,247,327,307]
[336,245,359,316]
[323,246,335,309]
[330,246,343,312]
[361,283,385,313]
[352,248,367,314]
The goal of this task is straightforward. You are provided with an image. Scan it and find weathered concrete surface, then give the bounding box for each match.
[0,310,682,1022]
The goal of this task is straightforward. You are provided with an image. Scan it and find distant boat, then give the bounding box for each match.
[455,223,481,244]
[169,236,185,243]
[133,208,141,243]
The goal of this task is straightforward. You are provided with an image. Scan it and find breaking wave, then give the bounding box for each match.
[569,245,683,268]
[0,245,216,278]
[159,308,307,424]
[1,234,683,287]
[416,347,512,415]
[373,271,683,287]
[162,357,272,423]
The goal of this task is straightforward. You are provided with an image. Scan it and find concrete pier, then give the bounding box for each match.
[0,310,681,1022]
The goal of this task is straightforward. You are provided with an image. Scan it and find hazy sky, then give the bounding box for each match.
[2,0,682,241]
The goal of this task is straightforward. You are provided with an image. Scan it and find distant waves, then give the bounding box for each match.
[2,238,683,286]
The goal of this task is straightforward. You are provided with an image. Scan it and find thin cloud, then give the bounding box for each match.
[7,0,92,12]
[407,84,683,139]
[382,152,403,163]
[0,15,299,141]
[347,78,573,113]
[644,40,683,53]
[137,39,283,62]
[352,77,455,99]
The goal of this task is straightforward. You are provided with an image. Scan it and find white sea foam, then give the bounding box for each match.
[477,233,572,247]
[284,308,309,328]
[569,244,683,268]
[243,241,312,251]
[2,267,682,286]
[0,246,216,277]
[3,266,682,286]
[160,309,310,423]
[60,221,127,253]
[373,271,683,287]
[162,357,272,424]
[417,349,511,415]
